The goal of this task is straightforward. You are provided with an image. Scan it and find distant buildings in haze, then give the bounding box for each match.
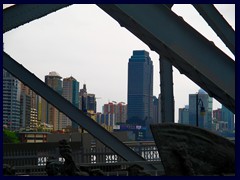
[178,89,235,138]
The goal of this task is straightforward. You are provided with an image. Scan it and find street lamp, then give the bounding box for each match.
[196,93,206,127]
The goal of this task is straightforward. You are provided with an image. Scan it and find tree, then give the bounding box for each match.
[3,129,20,143]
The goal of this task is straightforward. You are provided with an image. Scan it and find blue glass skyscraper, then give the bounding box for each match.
[127,50,153,140]
[62,76,79,129]
[3,69,21,131]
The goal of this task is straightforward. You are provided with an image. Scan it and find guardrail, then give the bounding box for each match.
[3,141,164,176]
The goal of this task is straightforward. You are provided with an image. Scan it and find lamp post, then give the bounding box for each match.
[196,93,206,127]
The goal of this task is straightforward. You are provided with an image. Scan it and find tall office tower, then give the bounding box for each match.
[3,69,21,131]
[87,94,97,113]
[79,84,87,111]
[178,105,189,125]
[79,84,96,113]
[43,71,63,131]
[127,50,154,140]
[221,105,235,131]
[61,76,79,129]
[20,83,39,131]
[189,89,213,130]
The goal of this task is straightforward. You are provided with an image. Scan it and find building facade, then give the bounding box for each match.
[43,71,63,131]
[20,83,40,131]
[127,50,154,140]
[221,105,235,131]
[61,76,80,129]
[3,69,21,131]
[188,89,213,130]
[116,102,127,124]
[178,105,189,125]
[79,84,96,113]
[103,102,127,124]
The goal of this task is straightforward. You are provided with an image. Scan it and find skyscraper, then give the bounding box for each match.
[189,89,213,130]
[20,83,40,131]
[3,69,21,131]
[127,50,154,140]
[43,71,63,131]
[62,76,79,129]
[79,84,97,113]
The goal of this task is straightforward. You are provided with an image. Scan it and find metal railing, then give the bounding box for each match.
[3,141,164,176]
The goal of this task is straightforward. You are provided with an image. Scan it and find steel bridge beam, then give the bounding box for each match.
[3,4,71,33]
[98,4,235,113]
[160,56,174,123]
[193,4,235,55]
[3,52,158,171]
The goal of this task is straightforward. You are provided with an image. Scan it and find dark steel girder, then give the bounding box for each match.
[3,52,158,171]
[160,56,174,123]
[193,4,235,55]
[97,4,235,113]
[3,4,71,33]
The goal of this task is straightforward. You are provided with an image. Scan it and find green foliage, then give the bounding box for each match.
[3,129,20,143]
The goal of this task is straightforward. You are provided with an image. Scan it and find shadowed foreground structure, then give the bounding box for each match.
[45,139,151,176]
[150,123,235,176]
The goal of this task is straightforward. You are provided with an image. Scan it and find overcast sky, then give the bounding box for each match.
[3,4,235,122]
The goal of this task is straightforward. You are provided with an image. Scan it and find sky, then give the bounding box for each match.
[3,4,235,122]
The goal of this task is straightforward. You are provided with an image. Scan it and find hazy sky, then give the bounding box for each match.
[3,4,235,122]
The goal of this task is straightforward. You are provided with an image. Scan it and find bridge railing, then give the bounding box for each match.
[3,141,164,176]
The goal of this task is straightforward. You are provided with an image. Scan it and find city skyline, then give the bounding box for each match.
[3,4,235,122]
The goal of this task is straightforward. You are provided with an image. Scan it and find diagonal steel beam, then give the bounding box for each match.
[3,52,158,171]
[193,4,235,55]
[98,4,235,113]
[3,4,71,33]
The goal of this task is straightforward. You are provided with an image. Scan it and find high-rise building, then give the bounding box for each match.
[79,84,87,111]
[188,89,213,130]
[61,76,79,129]
[79,84,96,113]
[127,50,154,140]
[178,105,189,125]
[116,102,127,124]
[103,102,127,124]
[43,71,63,131]
[20,83,40,131]
[221,105,234,131]
[86,94,97,113]
[20,85,31,130]
[103,102,116,114]
[3,69,21,131]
